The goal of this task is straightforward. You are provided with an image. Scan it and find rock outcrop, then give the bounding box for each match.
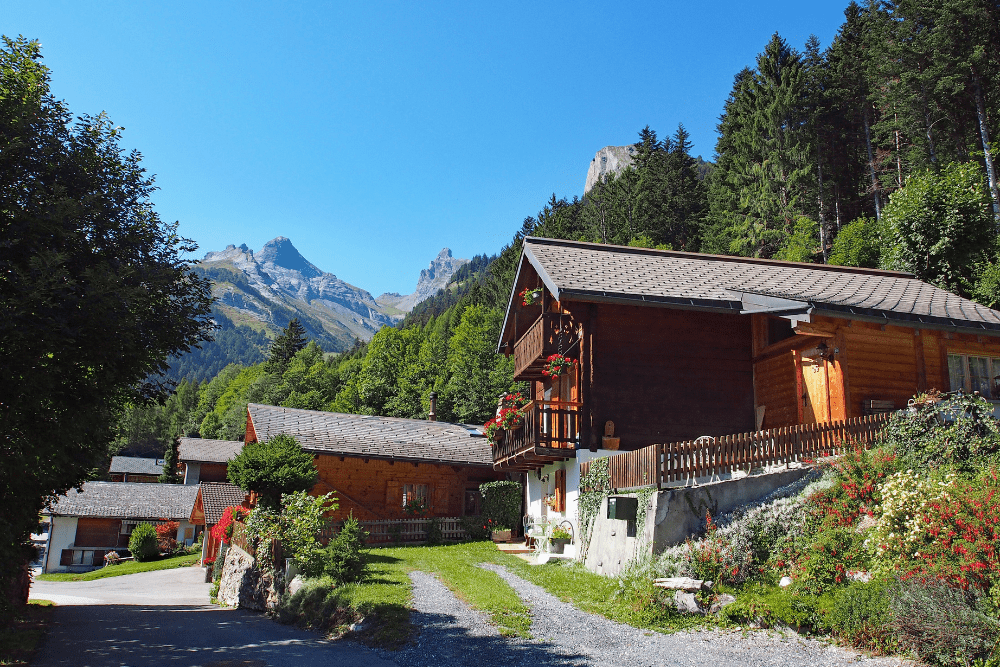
[584,145,637,194]
[377,248,469,313]
[217,544,280,611]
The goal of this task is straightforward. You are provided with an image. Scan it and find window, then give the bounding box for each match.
[948,354,1000,399]
[402,483,428,509]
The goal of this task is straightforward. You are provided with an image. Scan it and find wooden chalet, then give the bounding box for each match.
[496,237,1000,474]
[189,481,249,564]
[178,438,244,485]
[108,456,163,483]
[245,404,511,521]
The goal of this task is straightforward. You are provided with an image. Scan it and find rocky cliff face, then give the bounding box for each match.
[199,237,397,347]
[377,248,469,313]
[584,145,637,194]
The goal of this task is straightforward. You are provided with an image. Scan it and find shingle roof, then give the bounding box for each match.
[178,438,244,464]
[47,482,199,520]
[246,403,492,466]
[108,456,163,476]
[199,482,247,525]
[511,237,1000,336]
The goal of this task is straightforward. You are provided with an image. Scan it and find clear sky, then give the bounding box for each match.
[5,1,849,297]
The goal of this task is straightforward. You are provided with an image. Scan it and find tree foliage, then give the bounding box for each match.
[0,36,213,617]
[227,434,318,510]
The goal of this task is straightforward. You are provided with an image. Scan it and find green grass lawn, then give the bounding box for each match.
[290,541,702,649]
[0,600,54,666]
[35,552,201,582]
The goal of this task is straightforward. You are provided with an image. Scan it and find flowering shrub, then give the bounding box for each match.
[210,505,249,545]
[884,391,1000,470]
[808,446,898,527]
[796,526,865,594]
[497,406,524,430]
[687,512,753,585]
[542,354,575,378]
[519,287,542,306]
[202,556,215,568]
[156,521,179,552]
[868,470,955,566]
[403,497,428,516]
[483,418,502,444]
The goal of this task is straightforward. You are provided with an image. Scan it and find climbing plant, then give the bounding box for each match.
[480,480,522,532]
[577,457,612,561]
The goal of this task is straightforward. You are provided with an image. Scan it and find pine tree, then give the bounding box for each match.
[265,318,307,374]
[158,437,182,484]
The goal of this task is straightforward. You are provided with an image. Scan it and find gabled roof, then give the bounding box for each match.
[47,482,199,520]
[178,438,244,464]
[500,237,1000,346]
[246,403,492,467]
[109,456,163,476]
[196,482,247,525]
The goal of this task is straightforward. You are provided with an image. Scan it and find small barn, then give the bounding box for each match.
[178,438,244,485]
[189,481,249,564]
[108,456,163,483]
[44,482,200,572]
[245,403,513,520]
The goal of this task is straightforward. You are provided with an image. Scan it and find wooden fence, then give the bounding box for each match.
[580,413,892,491]
[319,516,469,545]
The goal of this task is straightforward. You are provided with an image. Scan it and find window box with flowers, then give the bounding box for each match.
[542,354,576,378]
[519,287,542,306]
[498,407,524,431]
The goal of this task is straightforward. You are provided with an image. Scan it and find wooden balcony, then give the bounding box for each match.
[513,313,570,380]
[492,400,581,471]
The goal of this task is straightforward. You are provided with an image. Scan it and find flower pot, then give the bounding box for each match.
[491,529,512,543]
[549,538,571,554]
[602,436,620,451]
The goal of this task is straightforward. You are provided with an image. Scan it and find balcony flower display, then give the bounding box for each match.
[542,354,576,378]
[519,287,542,306]
[498,406,524,430]
[501,392,529,410]
[483,418,502,444]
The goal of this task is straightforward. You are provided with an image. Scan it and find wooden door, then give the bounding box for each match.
[800,353,831,424]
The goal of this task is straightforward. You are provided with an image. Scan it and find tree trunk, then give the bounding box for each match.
[863,103,882,219]
[816,139,828,262]
[972,69,1000,225]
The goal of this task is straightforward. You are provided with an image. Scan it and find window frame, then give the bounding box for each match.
[947,353,1000,399]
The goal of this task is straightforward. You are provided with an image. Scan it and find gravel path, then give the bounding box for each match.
[376,565,910,667]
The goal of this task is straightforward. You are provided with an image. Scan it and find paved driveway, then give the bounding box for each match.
[29,567,398,667]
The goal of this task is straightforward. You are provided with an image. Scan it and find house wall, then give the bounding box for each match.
[753,316,1000,429]
[183,462,228,485]
[183,463,201,485]
[311,454,507,521]
[44,516,77,573]
[580,303,755,449]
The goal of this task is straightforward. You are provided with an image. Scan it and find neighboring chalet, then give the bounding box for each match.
[189,482,248,564]
[108,456,163,483]
[496,237,1000,530]
[245,403,511,520]
[178,438,244,485]
[44,482,199,572]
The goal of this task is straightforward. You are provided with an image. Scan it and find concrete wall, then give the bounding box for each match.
[44,516,77,573]
[584,465,813,577]
[183,462,201,485]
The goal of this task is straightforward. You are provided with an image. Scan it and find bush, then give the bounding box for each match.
[324,515,368,584]
[276,575,358,631]
[718,584,828,631]
[227,434,319,509]
[827,578,898,654]
[795,526,866,594]
[212,543,228,581]
[425,517,443,546]
[891,577,1000,667]
[128,523,159,562]
[155,521,179,552]
[460,515,490,541]
[480,480,522,533]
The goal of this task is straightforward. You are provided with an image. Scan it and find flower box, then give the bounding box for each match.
[491,529,512,543]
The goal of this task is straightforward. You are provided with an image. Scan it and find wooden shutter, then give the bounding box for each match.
[555,469,566,513]
[60,550,73,566]
[75,518,121,547]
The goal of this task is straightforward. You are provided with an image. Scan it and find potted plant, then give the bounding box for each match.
[487,520,512,543]
[501,392,529,410]
[483,418,502,445]
[549,526,572,554]
[542,354,576,378]
[498,406,524,430]
[519,287,542,306]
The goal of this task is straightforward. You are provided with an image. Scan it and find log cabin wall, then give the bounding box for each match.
[311,454,506,521]
[575,302,755,449]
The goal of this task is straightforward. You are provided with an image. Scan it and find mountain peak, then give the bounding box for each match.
[257,237,322,278]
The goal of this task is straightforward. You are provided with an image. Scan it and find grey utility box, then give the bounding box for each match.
[607,496,638,521]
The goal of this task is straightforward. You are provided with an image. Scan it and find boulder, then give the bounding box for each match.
[653,577,712,592]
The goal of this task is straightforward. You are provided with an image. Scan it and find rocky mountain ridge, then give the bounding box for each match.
[584,145,637,194]
[377,248,469,313]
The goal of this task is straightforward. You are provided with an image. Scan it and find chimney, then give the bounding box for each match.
[428,391,437,422]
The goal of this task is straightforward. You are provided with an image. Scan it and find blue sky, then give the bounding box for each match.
[5,1,849,297]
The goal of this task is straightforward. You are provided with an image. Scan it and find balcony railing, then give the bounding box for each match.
[492,400,581,470]
[513,313,571,380]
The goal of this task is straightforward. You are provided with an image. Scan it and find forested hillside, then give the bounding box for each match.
[121,0,1000,460]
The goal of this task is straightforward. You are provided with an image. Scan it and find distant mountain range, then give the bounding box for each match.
[168,238,468,381]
